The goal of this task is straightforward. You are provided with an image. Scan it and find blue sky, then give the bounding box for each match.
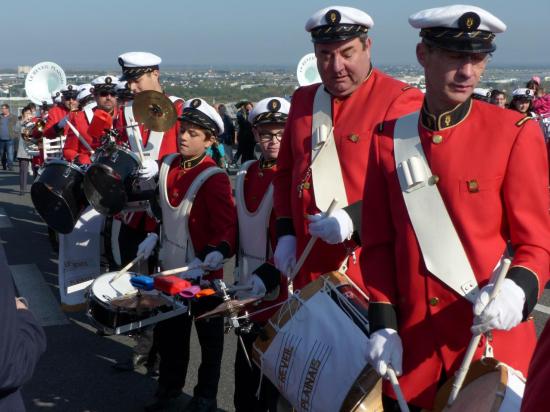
[3,0,549,69]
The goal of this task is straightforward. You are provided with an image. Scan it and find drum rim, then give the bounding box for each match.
[42,159,85,174]
[95,145,140,163]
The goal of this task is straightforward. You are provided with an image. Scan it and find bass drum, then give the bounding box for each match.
[83,145,140,216]
[31,159,87,234]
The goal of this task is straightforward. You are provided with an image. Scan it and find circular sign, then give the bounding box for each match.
[25,61,67,105]
[296,53,321,87]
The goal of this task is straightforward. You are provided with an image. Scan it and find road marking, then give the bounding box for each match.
[535,303,550,315]
[10,264,69,327]
[0,207,13,228]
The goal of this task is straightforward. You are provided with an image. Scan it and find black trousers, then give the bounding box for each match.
[117,222,148,267]
[156,313,224,400]
[234,331,279,412]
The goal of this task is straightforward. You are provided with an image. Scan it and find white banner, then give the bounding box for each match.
[58,207,104,306]
[261,291,369,412]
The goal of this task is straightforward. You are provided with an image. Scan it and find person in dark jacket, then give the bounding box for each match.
[0,268,46,411]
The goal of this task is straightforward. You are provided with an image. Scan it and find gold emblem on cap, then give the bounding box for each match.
[466,17,474,29]
[330,12,337,22]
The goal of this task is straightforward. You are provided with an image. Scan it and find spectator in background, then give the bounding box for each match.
[217,104,235,165]
[234,101,256,165]
[490,89,507,108]
[510,88,536,116]
[0,269,47,410]
[16,106,34,195]
[528,77,550,116]
[0,104,18,170]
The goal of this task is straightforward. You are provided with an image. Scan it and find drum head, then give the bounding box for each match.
[432,358,507,412]
[91,272,137,302]
[31,182,76,234]
[84,164,128,215]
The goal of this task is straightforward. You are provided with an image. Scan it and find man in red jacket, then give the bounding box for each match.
[63,75,119,164]
[39,84,79,139]
[272,5,423,293]
[361,5,550,410]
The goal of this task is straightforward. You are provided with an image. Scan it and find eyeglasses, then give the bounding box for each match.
[258,132,283,142]
[99,90,117,97]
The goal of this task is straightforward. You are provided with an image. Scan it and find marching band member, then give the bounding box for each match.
[360,5,550,410]
[76,83,96,111]
[63,76,119,164]
[112,52,184,267]
[233,97,290,411]
[115,80,133,105]
[38,84,79,139]
[272,5,423,291]
[138,98,236,412]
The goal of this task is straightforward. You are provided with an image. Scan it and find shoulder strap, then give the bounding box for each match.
[393,112,479,302]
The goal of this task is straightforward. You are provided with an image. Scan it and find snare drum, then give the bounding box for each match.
[252,272,382,412]
[87,271,173,334]
[83,144,140,215]
[432,358,525,412]
[31,159,88,234]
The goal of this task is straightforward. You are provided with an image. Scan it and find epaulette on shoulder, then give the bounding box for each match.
[401,85,413,92]
[515,116,533,127]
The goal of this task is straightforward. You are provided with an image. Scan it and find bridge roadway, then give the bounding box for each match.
[1,165,549,411]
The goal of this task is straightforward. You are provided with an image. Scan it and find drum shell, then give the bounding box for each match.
[31,161,87,234]
[88,295,156,333]
[83,145,139,216]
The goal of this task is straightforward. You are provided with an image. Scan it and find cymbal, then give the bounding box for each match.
[196,297,261,320]
[133,90,177,132]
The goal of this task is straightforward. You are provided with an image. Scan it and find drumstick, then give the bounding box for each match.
[289,198,338,280]
[386,368,410,412]
[447,257,512,406]
[66,120,95,155]
[151,264,204,278]
[110,254,144,282]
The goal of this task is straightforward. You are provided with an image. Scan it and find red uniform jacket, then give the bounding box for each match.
[522,321,550,412]
[164,154,236,281]
[241,160,288,323]
[63,107,120,164]
[360,99,550,408]
[273,68,423,291]
[115,97,184,231]
[39,104,69,139]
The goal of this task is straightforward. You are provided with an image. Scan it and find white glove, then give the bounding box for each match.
[308,208,353,244]
[236,274,267,300]
[471,278,525,335]
[367,328,403,377]
[179,257,204,280]
[274,235,297,279]
[139,159,159,180]
[137,232,158,259]
[57,115,69,129]
[203,251,224,271]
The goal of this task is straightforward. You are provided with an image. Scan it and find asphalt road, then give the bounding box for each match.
[0,167,238,412]
[1,163,549,412]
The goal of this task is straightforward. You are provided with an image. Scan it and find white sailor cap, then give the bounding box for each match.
[180,98,224,136]
[472,87,491,102]
[248,97,290,125]
[512,88,534,99]
[305,6,374,43]
[118,52,162,81]
[77,84,93,101]
[59,84,78,98]
[115,80,128,91]
[409,5,506,53]
[90,75,118,93]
